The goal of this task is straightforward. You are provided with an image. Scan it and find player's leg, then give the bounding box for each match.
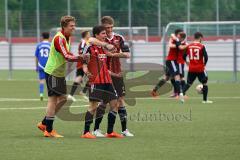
[81,101,98,138]
[170,78,177,97]
[179,63,186,90]
[68,69,84,101]
[183,72,197,95]
[105,84,123,138]
[118,97,134,137]
[38,70,45,101]
[93,102,106,137]
[151,60,171,97]
[198,71,213,103]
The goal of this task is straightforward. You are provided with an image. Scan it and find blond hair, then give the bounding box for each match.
[101,16,114,25]
[60,16,76,28]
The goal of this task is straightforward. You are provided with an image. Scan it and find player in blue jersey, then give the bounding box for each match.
[35,32,51,101]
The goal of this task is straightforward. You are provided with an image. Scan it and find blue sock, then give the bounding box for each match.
[39,83,44,95]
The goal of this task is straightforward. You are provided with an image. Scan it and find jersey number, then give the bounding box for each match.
[189,48,200,60]
[40,48,49,57]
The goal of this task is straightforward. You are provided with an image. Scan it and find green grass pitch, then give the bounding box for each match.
[0,71,240,160]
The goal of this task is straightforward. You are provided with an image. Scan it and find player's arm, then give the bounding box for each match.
[88,37,115,51]
[183,47,189,65]
[34,45,39,72]
[54,36,83,62]
[203,46,208,66]
[179,43,188,50]
[168,38,181,49]
[170,33,179,42]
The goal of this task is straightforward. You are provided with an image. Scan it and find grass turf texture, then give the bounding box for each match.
[0,71,240,160]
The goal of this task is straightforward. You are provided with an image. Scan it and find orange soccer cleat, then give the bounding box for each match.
[37,122,46,132]
[44,130,64,138]
[151,90,159,97]
[105,132,124,138]
[81,132,96,139]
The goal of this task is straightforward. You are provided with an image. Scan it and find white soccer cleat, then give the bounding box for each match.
[67,95,77,102]
[121,129,134,137]
[92,129,105,137]
[202,100,213,104]
[179,93,185,103]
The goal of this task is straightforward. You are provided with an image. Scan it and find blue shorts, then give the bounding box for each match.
[39,70,46,80]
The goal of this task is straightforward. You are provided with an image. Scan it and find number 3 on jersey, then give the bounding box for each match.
[189,48,200,60]
[40,48,49,57]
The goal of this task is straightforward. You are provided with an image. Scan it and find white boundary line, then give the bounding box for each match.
[0,105,89,110]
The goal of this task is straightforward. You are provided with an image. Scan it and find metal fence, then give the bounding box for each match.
[1,0,240,40]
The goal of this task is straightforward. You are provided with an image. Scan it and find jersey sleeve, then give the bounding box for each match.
[202,46,208,65]
[54,36,79,62]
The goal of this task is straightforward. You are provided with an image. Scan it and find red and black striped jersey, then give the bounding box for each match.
[166,39,178,61]
[85,44,112,84]
[105,33,125,74]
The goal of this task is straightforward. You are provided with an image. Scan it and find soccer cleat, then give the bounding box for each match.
[121,129,134,137]
[37,122,46,132]
[105,131,124,138]
[44,130,64,138]
[67,95,77,102]
[151,90,159,97]
[92,129,105,137]
[81,132,96,139]
[202,100,213,104]
[179,93,185,103]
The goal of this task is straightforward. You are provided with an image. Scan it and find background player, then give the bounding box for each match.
[81,25,123,139]
[183,32,213,104]
[68,30,91,102]
[35,32,50,101]
[151,29,186,102]
[92,16,134,137]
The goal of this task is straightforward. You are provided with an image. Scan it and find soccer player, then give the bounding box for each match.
[34,32,50,101]
[68,30,91,102]
[81,25,124,139]
[151,29,186,102]
[37,16,114,138]
[92,16,134,137]
[183,32,213,104]
[170,32,188,98]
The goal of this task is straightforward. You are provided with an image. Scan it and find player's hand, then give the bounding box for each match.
[105,44,115,51]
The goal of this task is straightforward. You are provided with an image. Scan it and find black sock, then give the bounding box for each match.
[171,79,177,93]
[107,111,117,134]
[183,83,191,95]
[70,82,80,96]
[153,79,166,92]
[82,83,89,94]
[41,116,46,125]
[175,80,181,94]
[84,111,94,134]
[118,107,127,132]
[94,103,106,131]
[181,80,186,90]
[202,85,208,101]
[45,116,55,132]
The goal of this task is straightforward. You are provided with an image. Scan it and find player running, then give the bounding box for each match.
[34,32,50,101]
[183,32,213,104]
[37,16,115,138]
[81,25,125,139]
[92,16,134,137]
[68,30,91,102]
[151,29,186,102]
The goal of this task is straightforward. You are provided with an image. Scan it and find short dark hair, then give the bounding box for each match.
[42,32,49,39]
[92,25,106,37]
[194,32,203,39]
[81,30,90,38]
[179,32,186,40]
[175,29,183,35]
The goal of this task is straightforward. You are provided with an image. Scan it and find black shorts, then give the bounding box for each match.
[165,60,179,77]
[187,71,208,85]
[45,73,67,97]
[111,76,126,97]
[178,63,185,78]
[76,68,84,77]
[88,83,118,103]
